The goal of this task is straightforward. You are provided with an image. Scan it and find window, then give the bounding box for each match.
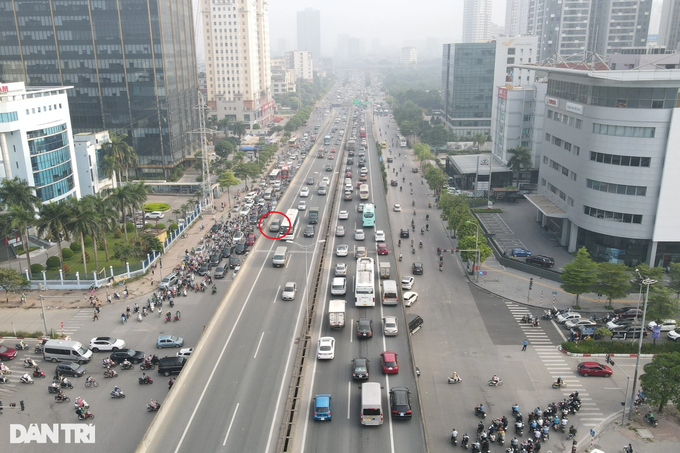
[586,179,646,196]
[589,152,650,167]
[584,206,643,224]
[0,112,18,123]
[593,123,655,138]
[543,156,549,164]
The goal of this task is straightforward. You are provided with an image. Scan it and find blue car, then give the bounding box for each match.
[313,394,332,421]
[511,247,532,257]
[156,335,184,349]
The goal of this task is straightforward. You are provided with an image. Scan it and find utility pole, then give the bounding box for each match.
[189,92,217,212]
[628,271,656,419]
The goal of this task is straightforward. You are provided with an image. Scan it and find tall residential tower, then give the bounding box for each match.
[462,0,493,43]
[297,8,321,58]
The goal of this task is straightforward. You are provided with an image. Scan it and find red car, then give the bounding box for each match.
[345,171,352,178]
[577,362,613,377]
[331,148,337,153]
[380,351,399,374]
[246,234,256,246]
[0,345,18,361]
[356,182,362,189]
[328,155,335,160]
[377,244,388,255]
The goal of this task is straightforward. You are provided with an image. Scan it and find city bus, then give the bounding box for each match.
[362,203,375,227]
[355,257,375,307]
[359,184,370,200]
[280,208,299,241]
[288,136,297,147]
[281,165,290,180]
[399,136,407,147]
[323,135,331,145]
[269,169,281,181]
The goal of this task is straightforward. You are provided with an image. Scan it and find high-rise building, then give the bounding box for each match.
[0,82,80,203]
[659,0,680,50]
[462,0,492,43]
[297,8,321,58]
[74,131,115,197]
[0,0,199,178]
[202,0,274,127]
[401,47,418,65]
[505,0,530,36]
[285,51,314,82]
[527,0,652,61]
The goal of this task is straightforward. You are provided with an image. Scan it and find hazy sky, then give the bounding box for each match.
[268,0,507,54]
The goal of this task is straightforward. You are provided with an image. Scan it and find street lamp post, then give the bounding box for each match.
[466,220,481,282]
[628,270,656,419]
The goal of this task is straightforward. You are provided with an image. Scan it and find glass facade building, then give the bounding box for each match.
[0,0,199,178]
[441,43,496,138]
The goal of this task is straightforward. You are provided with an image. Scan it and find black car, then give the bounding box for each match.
[526,255,555,268]
[390,387,412,419]
[157,356,186,377]
[197,263,211,276]
[387,157,393,163]
[210,223,221,233]
[249,214,259,225]
[391,180,398,186]
[352,357,369,380]
[55,362,86,377]
[400,229,410,239]
[358,162,365,168]
[235,242,246,255]
[324,164,333,172]
[412,262,424,275]
[348,151,355,157]
[347,158,354,165]
[411,167,418,173]
[214,266,226,279]
[228,256,239,268]
[304,225,315,238]
[110,349,145,364]
[221,247,232,258]
[356,318,373,338]
[611,325,647,340]
[209,254,221,267]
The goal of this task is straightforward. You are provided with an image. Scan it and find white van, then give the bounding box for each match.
[43,340,93,364]
[272,246,288,268]
[331,277,347,296]
[361,382,383,426]
[382,280,399,305]
[263,188,273,201]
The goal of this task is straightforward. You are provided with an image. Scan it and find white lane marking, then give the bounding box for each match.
[273,285,281,304]
[350,318,354,343]
[253,332,265,359]
[347,381,351,419]
[222,403,240,446]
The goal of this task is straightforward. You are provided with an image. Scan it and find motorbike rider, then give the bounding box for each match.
[24,357,35,367]
[166,311,172,321]
[56,389,65,401]
[451,371,459,381]
[104,367,115,378]
[451,428,458,442]
[121,359,132,369]
[398,239,401,247]
[399,253,403,261]
[568,425,577,438]
[61,376,71,387]
[212,284,217,293]
[419,241,423,248]
[561,416,569,430]
[491,374,500,385]
[478,403,485,414]
[112,385,121,397]
[149,399,160,410]
[542,424,550,438]
[556,376,563,387]
[477,420,485,433]
[175,310,181,320]
[86,376,95,386]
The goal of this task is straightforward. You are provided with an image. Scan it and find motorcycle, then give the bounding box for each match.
[644,412,658,428]
[23,358,37,368]
[567,428,577,440]
[54,394,70,403]
[541,310,554,320]
[113,292,121,299]
[398,254,402,262]
[102,358,116,368]
[0,375,9,384]
[139,362,155,371]
[16,341,29,350]
[20,374,34,384]
[33,368,46,378]
[34,344,45,354]
[0,364,11,375]
[474,406,487,418]
[138,375,153,385]
[488,379,503,387]
[497,431,505,445]
[60,379,74,389]
[110,389,125,399]
[552,381,567,389]
[461,434,470,449]
[471,442,481,453]
[212,286,217,295]
[85,377,99,388]
[174,314,181,322]
[76,410,95,420]
[147,400,161,412]
[165,313,171,323]
[74,397,89,410]
[120,362,134,371]
[512,405,520,416]
[137,312,143,322]
[104,370,118,378]
[451,431,458,445]
[514,422,524,436]
[48,382,61,393]
[447,374,462,384]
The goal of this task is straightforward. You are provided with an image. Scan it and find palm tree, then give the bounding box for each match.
[5,207,37,271]
[90,194,118,263]
[172,209,181,222]
[0,177,40,211]
[100,155,122,189]
[229,121,247,140]
[101,132,137,184]
[105,186,133,242]
[506,146,533,189]
[36,202,72,270]
[126,183,149,241]
[472,133,486,150]
[65,197,96,276]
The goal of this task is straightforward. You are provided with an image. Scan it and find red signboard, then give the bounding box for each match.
[497,87,507,100]
[0,86,9,94]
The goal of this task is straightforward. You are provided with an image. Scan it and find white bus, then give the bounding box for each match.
[355,257,375,307]
[398,136,407,147]
[269,168,281,181]
[280,209,299,241]
[361,382,383,426]
[359,184,370,200]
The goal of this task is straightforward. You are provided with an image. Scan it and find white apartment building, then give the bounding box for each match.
[201,0,274,127]
[400,47,418,64]
[73,131,115,196]
[505,0,529,36]
[462,0,492,43]
[284,50,314,82]
[0,82,80,203]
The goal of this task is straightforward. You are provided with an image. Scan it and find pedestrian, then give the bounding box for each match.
[93,310,99,321]
[522,339,528,351]
[168,377,175,390]
[21,293,26,304]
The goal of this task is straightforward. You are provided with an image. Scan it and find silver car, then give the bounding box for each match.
[383,316,398,336]
[281,282,297,301]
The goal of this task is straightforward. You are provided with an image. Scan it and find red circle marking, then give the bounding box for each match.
[258,211,291,240]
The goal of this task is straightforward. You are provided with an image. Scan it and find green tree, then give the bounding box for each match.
[90,193,118,263]
[0,267,30,303]
[640,352,680,413]
[105,186,133,242]
[457,234,493,264]
[218,170,241,205]
[5,207,37,271]
[472,133,486,149]
[215,140,235,158]
[229,121,248,139]
[233,162,260,190]
[138,233,163,254]
[646,287,680,330]
[36,202,72,271]
[424,165,446,193]
[561,247,598,305]
[0,176,40,211]
[633,263,665,283]
[101,132,137,184]
[506,146,533,188]
[113,242,142,263]
[667,263,680,298]
[595,262,630,308]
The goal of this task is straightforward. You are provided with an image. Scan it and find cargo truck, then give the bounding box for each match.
[328,300,346,328]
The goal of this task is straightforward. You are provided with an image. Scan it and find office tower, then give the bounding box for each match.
[401,47,418,64]
[0,82,80,203]
[0,0,199,178]
[202,0,274,127]
[462,0,493,43]
[659,0,680,50]
[505,0,530,36]
[297,8,321,58]
[527,0,652,61]
[284,51,314,82]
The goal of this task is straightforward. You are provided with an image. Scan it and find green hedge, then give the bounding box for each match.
[562,339,680,355]
[30,263,44,273]
[62,248,74,260]
[46,256,61,270]
[471,208,503,213]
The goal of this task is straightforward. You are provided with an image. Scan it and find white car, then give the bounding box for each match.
[232,232,244,243]
[322,176,330,184]
[383,316,398,336]
[648,319,677,332]
[565,319,597,330]
[393,204,401,212]
[240,207,251,217]
[338,210,349,220]
[281,282,297,301]
[667,329,680,342]
[335,263,347,276]
[317,337,335,360]
[89,337,126,352]
[374,230,386,242]
[556,312,581,324]
[401,276,415,290]
[298,201,307,211]
[300,187,310,197]
[176,348,194,358]
[354,229,365,240]
[336,244,349,257]
[145,211,164,220]
[403,291,419,307]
